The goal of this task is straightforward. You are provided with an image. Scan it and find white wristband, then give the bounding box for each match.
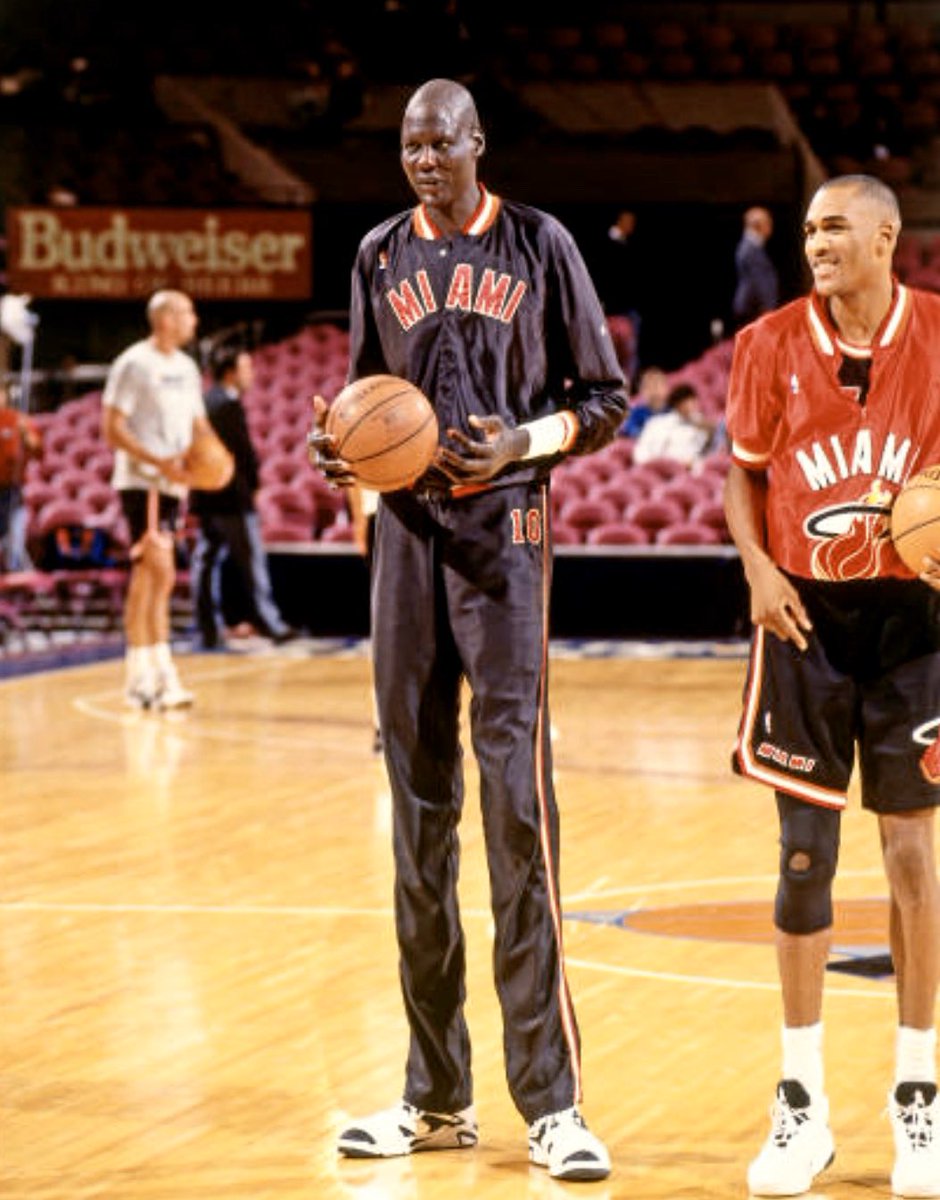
[520,412,578,460]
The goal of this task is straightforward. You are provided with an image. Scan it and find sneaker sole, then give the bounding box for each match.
[748,1149,835,1196]
[530,1145,611,1181]
[337,1139,402,1159]
[550,1162,611,1182]
[890,1179,940,1199]
[337,1133,476,1159]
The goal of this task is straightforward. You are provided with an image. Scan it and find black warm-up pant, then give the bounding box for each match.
[371,481,582,1124]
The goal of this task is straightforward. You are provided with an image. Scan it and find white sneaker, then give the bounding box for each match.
[890,1082,940,1197]
[528,1106,611,1181]
[747,1079,834,1196]
[125,675,158,710]
[155,667,194,710]
[337,1100,478,1158]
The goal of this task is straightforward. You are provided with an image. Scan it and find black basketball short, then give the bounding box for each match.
[734,575,940,812]
[119,489,181,549]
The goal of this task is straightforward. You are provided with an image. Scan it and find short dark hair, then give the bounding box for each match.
[820,174,901,224]
[666,382,697,410]
[210,346,245,381]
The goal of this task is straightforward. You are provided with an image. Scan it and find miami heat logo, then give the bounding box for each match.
[915,718,940,785]
[807,481,895,581]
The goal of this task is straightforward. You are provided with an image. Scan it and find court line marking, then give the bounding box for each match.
[563,957,893,1000]
[0,900,493,920]
[69,655,380,751]
[0,898,892,1001]
[563,867,884,903]
[1,865,896,1002]
[0,870,886,920]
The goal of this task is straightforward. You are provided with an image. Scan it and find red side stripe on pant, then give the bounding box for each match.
[534,483,582,1104]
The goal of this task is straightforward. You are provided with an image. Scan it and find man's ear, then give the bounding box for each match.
[472,128,485,158]
[876,219,899,260]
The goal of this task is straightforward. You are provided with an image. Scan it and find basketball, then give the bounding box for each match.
[890,464,940,572]
[184,425,235,491]
[326,374,438,492]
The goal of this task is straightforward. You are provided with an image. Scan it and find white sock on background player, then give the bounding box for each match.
[125,644,158,708]
[125,644,153,684]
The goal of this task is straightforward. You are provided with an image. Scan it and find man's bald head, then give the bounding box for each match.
[404,79,481,139]
[146,289,197,350]
[147,290,193,326]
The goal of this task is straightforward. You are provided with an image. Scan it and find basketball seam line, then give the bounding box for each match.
[893,516,940,543]
[331,386,417,455]
[345,411,437,467]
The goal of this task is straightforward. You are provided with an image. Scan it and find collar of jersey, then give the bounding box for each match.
[412,185,501,240]
[806,278,909,357]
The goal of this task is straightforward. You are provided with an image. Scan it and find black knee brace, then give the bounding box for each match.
[773,791,841,934]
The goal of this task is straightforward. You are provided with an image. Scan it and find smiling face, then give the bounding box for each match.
[803,183,897,299]
[400,89,483,227]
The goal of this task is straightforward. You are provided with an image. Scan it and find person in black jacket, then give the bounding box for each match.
[309,77,625,1182]
[189,348,297,650]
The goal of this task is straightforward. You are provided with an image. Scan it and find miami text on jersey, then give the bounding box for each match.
[386,266,527,331]
[796,428,914,491]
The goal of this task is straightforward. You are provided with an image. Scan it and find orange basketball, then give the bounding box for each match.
[326,374,438,492]
[184,426,235,491]
[890,464,940,572]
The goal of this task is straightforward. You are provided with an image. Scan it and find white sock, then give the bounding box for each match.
[153,642,173,673]
[782,1022,825,1100]
[126,645,154,681]
[896,1026,937,1086]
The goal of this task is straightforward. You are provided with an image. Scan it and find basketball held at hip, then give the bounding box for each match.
[890,464,940,573]
[326,375,438,492]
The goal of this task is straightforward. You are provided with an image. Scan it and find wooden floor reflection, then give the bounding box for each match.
[0,642,910,1198]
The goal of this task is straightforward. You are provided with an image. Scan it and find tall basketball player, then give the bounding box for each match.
[309,78,626,1181]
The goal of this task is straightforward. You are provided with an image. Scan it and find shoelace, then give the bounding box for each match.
[770,1097,811,1148]
[535,1109,586,1145]
[897,1092,936,1152]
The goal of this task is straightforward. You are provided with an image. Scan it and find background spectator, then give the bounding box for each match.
[0,381,42,570]
[621,366,669,438]
[633,381,717,466]
[189,347,298,651]
[732,206,780,329]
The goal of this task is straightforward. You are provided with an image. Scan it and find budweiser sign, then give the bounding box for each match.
[6,207,313,300]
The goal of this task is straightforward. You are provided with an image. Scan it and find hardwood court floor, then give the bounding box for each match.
[0,642,913,1199]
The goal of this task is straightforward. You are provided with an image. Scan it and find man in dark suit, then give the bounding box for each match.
[189,348,297,650]
[732,206,780,329]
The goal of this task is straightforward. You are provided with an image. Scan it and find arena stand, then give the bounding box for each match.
[0,318,736,654]
[3,237,938,656]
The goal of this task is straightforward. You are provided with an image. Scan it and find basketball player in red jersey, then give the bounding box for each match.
[309,78,625,1181]
[725,175,940,1197]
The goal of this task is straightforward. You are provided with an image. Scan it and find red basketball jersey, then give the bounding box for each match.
[727,284,940,580]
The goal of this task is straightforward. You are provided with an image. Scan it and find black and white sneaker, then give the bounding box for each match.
[747,1079,834,1196]
[337,1100,478,1158]
[890,1081,940,1197]
[528,1106,611,1181]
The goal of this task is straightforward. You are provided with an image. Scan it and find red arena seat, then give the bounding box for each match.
[656,521,723,546]
[625,497,685,537]
[586,521,650,545]
[558,497,620,539]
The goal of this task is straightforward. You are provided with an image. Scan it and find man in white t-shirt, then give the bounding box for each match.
[632,382,717,467]
[102,290,210,709]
